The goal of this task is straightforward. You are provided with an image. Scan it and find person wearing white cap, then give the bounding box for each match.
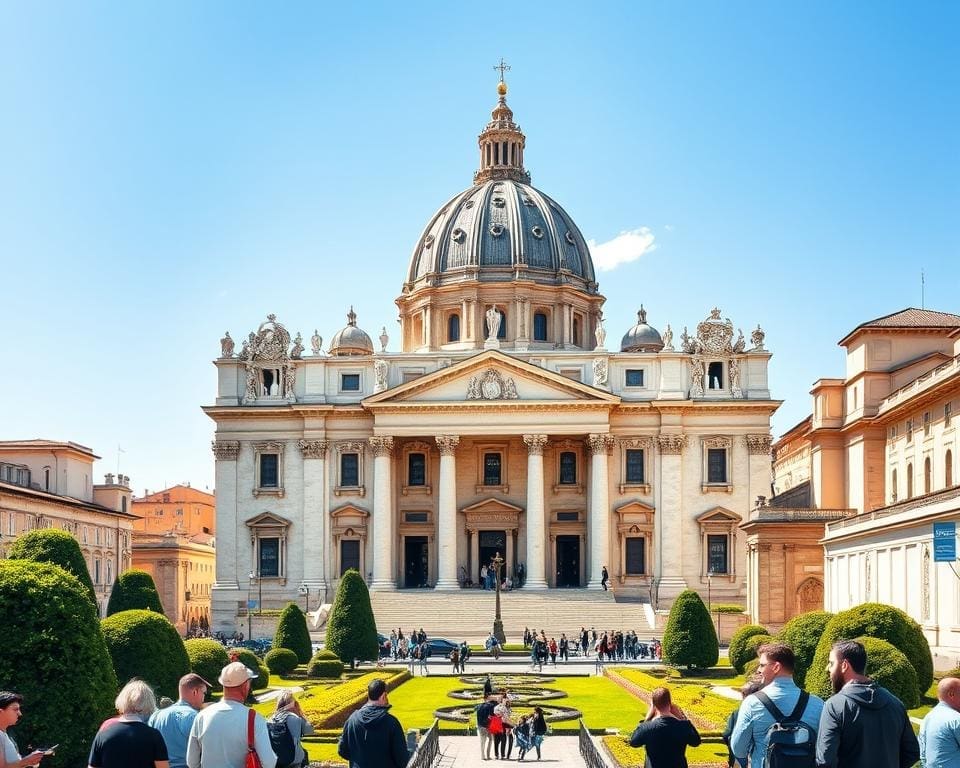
[185,662,276,768]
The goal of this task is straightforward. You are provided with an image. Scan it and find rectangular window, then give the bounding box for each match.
[404,512,428,523]
[707,535,728,574]
[559,452,577,484]
[259,454,279,488]
[707,362,724,389]
[707,448,728,484]
[341,453,359,487]
[947,402,953,427]
[341,373,361,392]
[625,449,645,484]
[533,313,548,342]
[625,538,645,575]
[94,559,101,585]
[408,453,426,486]
[259,537,280,577]
[924,411,931,437]
[483,453,502,486]
[625,369,644,387]
[906,419,914,442]
[556,511,579,522]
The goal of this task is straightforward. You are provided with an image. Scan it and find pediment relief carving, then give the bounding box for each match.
[466,369,518,401]
[696,506,742,524]
[245,511,291,529]
[330,504,369,519]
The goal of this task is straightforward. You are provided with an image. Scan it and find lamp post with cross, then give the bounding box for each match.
[247,570,256,640]
[491,551,506,644]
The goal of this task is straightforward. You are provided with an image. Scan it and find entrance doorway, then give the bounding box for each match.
[478,530,507,583]
[404,536,429,588]
[340,540,360,576]
[555,536,580,587]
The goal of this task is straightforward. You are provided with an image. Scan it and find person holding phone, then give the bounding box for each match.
[0,692,45,768]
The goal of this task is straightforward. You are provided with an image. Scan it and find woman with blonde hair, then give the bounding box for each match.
[270,690,315,767]
[88,679,169,768]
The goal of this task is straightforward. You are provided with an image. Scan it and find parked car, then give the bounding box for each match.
[425,637,459,657]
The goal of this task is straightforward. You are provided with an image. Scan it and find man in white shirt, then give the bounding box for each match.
[186,662,276,768]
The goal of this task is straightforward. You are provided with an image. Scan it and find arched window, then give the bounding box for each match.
[447,313,460,342]
[947,450,954,488]
[891,469,898,504]
[907,463,913,499]
[924,457,932,494]
[533,312,548,342]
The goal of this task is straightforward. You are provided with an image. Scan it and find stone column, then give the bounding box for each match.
[298,439,328,599]
[656,434,688,600]
[435,435,460,589]
[369,436,395,591]
[587,434,615,589]
[211,441,241,589]
[469,529,478,583]
[523,434,549,589]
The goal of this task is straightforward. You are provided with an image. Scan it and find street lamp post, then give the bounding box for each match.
[247,570,255,640]
[491,551,506,644]
[706,570,719,637]
[298,583,310,613]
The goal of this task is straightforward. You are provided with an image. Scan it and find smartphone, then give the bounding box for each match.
[36,744,58,754]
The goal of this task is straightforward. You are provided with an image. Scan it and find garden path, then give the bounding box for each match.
[436,735,607,766]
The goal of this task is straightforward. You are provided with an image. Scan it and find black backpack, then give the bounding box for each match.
[267,712,297,768]
[754,691,816,768]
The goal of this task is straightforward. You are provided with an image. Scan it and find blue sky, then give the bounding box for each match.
[1,2,957,493]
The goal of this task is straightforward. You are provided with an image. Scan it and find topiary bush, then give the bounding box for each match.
[662,589,719,670]
[8,528,97,606]
[777,610,832,686]
[728,624,770,674]
[805,603,932,701]
[0,559,117,768]
[265,647,300,675]
[743,658,760,680]
[325,570,378,668]
[745,633,774,661]
[184,638,230,697]
[856,636,920,709]
[274,602,313,664]
[235,648,270,691]
[101,609,190,699]
[106,569,164,616]
[308,649,345,679]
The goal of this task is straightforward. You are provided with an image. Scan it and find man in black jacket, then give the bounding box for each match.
[476,693,497,761]
[815,639,920,768]
[629,687,701,768]
[338,679,409,768]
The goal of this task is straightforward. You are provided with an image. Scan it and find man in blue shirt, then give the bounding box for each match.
[920,676,960,768]
[730,642,824,767]
[149,672,209,768]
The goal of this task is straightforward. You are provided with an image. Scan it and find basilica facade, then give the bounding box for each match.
[205,78,778,633]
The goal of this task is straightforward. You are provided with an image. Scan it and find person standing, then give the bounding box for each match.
[601,565,609,591]
[920,677,960,768]
[149,673,210,768]
[480,564,488,590]
[629,687,700,767]
[475,693,496,761]
[89,680,170,768]
[581,627,589,658]
[269,691,314,768]
[494,694,515,760]
[417,640,430,676]
[721,679,762,768]
[449,646,460,674]
[816,639,920,768]
[338,679,408,768]
[186,662,276,768]
[559,634,569,663]
[0,692,46,768]
[529,706,548,761]
[548,638,558,666]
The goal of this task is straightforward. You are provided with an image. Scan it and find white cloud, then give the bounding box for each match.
[587,227,656,272]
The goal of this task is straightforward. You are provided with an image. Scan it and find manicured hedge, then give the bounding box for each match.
[728,624,770,674]
[184,638,230,696]
[308,650,345,679]
[265,647,300,676]
[106,569,164,615]
[235,648,270,691]
[326,570,378,667]
[274,602,313,663]
[8,528,97,606]
[662,590,719,670]
[298,670,409,729]
[0,560,117,768]
[101,609,190,699]
[857,636,920,709]
[777,610,832,686]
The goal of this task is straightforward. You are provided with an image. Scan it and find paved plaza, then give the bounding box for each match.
[434,736,600,767]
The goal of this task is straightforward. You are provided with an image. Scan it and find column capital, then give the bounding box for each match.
[435,435,460,456]
[523,434,548,455]
[298,439,329,459]
[368,436,395,458]
[745,434,773,455]
[211,440,241,460]
[656,433,688,455]
[586,434,615,456]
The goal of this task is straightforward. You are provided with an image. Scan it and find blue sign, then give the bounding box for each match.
[247,599,258,610]
[934,522,957,562]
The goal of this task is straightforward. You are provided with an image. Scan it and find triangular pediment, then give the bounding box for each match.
[696,506,742,524]
[245,511,291,529]
[363,350,620,407]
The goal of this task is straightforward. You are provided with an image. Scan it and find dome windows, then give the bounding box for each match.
[451,228,466,244]
[565,231,576,245]
[531,226,544,239]
[489,223,504,237]
[493,196,506,208]
[447,313,461,342]
[533,312,549,342]
[423,235,435,249]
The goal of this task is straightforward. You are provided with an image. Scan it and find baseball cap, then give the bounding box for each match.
[218,662,259,687]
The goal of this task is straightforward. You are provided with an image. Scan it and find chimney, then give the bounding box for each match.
[105,473,115,485]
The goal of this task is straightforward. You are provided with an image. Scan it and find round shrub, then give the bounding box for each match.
[0,559,117,768]
[745,633,774,660]
[308,650,345,679]
[106,569,164,615]
[274,602,313,663]
[8,528,97,606]
[101,609,190,700]
[856,636,920,709]
[662,589,719,669]
[728,624,770,674]
[265,647,300,676]
[235,648,270,691]
[806,603,932,700]
[184,638,230,696]
[744,658,760,680]
[325,570,378,667]
[777,610,832,686]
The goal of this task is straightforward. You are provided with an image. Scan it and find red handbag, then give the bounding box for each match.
[246,708,263,768]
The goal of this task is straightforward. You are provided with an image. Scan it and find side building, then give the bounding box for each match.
[0,440,136,615]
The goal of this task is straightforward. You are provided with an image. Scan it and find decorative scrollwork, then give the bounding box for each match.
[211,441,241,460]
[657,434,688,454]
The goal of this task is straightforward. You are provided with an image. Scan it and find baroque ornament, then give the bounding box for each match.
[435,435,461,455]
[466,369,519,400]
[297,439,329,459]
[745,434,773,455]
[220,332,235,358]
[586,434,615,455]
[374,359,389,393]
[211,440,241,460]
[368,436,395,457]
[657,434,688,454]
[523,434,548,455]
[592,357,608,386]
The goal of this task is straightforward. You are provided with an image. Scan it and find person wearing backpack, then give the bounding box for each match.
[729,642,824,768]
[815,639,920,768]
[268,691,314,768]
[628,686,701,767]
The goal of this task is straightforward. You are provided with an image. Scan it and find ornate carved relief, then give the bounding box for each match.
[466,369,518,400]
[523,434,548,455]
[368,436,395,457]
[374,359,388,393]
[435,435,460,455]
[297,439,329,459]
[586,434,615,455]
[335,441,366,455]
[252,441,284,453]
[244,314,291,362]
[690,356,705,398]
[592,357,608,386]
[619,437,654,449]
[211,441,241,460]
[657,434,688,454]
[405,440,433,453]
[290,333,304,359]
[702,436,732,449]
[745,434,773,455]
[730,358,743,399]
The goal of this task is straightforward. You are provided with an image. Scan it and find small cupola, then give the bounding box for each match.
[621,306,664,352]
[474,60,530,185]
[328,307,374,356]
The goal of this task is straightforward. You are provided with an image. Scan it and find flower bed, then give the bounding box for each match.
[605,668,736,732]
[298,669,410,729]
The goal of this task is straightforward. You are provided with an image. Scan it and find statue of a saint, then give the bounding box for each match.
[662,325,674,351]
[730,358,743,398]
[291,333,304,359]
[220,332,235,358]
[485,305,501,341]
[594,315,606,349]
[691,356,705,397]
[751,324,766,351]
[311,330,322,356]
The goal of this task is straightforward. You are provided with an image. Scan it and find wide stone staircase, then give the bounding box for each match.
[366,588,657,643]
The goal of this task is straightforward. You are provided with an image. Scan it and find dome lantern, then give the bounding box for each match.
[474,61,530,186]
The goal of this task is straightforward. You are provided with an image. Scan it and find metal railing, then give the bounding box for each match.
[406,718,439,768]
[579,719,607,768]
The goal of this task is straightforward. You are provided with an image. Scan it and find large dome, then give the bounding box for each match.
[406,179,596,291]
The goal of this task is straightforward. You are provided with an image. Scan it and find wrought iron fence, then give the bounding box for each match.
[406,718,439,768]
[579,719,607,768]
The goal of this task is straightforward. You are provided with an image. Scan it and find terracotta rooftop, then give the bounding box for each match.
[840,308,960,345]
[135,484,215,504]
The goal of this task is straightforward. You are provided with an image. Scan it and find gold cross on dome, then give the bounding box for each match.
[493,58,511,83]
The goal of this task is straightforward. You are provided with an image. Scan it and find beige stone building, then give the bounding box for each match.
[204,77,778,635]
[0,440,136,615]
